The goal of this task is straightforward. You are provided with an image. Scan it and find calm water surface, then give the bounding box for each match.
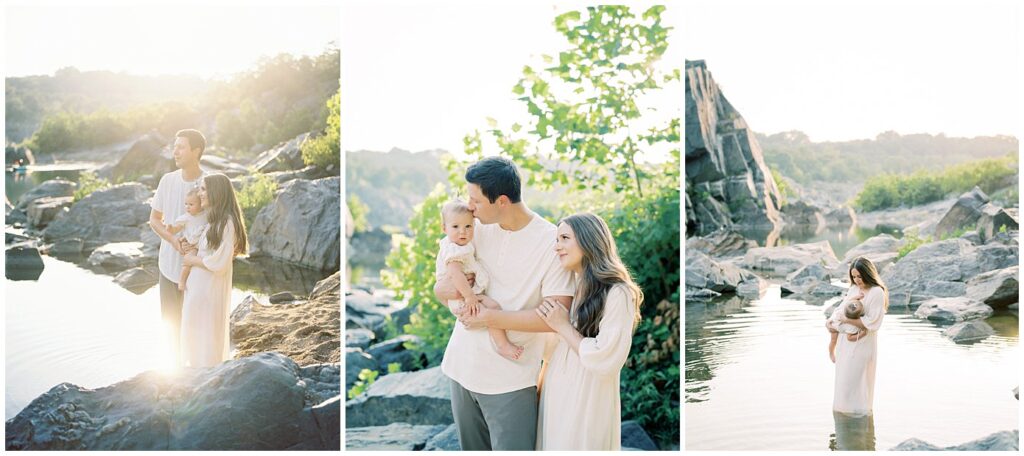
[5,254,330,419]
[685,286,1019,450]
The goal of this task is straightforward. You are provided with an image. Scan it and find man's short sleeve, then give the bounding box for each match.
[541,252,575,298]
[151,174,167,214]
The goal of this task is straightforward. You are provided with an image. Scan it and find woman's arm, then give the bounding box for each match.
[184,222,235,272]
[539,288,636,376]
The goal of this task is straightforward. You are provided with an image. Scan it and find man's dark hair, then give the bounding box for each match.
[465,156,522,204]
[176,129,207,158]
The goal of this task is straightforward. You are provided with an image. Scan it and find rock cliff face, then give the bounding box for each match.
[685,60,781,236]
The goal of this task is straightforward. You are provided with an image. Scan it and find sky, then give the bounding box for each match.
[340,1,684,161]
[3,1,340,79]
[685,0,1020,141]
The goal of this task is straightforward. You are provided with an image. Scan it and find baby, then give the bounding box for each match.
[435,200,523,361]
[166,188,209,291]
[827,291,866,363]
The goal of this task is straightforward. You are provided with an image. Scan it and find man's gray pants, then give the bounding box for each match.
[159,273,183,364]
[450,380,538,451]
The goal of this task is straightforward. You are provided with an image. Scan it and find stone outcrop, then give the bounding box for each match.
[883,236,1018,307]
[366,335,425,373]
[87,242,148,271]
[685,60,781,235]
[249,177,340,271]
[963,266,1018,309]
[977,204,1019,241]
[684,229,757,258]
[113,267,159,294]
[42,184,152,250]
[942,320,995,343]
[5,353,339,450]
[251,133,309,173]
[16,179,77,210]
[230,272,341,365]
[109,133,173,183]
[6,243,44,281]
[913,297,993,323]
[346,423,448,451]
[836,234,904,275]
[346,328,376,350]
[685,250,752,293]
[781,200,826,227]
[345,348,376,390]
[345,366,452,428]
[741,240,839,275]
[26,196,73,229]
[199,155,248,177]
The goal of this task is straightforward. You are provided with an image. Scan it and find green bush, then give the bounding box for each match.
[73,171,111,202]
[236,173,278,229]
[347,194,371,233]
[301,90,340,169]
[855,155,1018,211]
[346,369,379,399]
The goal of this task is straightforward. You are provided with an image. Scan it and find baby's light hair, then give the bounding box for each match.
[441,199,472,225]
[185,188,201,200]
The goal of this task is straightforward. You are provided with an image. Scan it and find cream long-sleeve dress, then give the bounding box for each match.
[537,285,636,450]
[833,284,885,415]
[180,220,236,368]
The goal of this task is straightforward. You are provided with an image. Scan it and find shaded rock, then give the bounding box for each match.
[199,155,248,178]
[977,203,1018,242]
[139,229,160,260]
[787,263,830,282]
[345,291,393,333]
[26,196,73,228]
[231,272,340,366]
[685,60,781,235]
[269,291,299,304]
[685,250,745,292]
[367,335,425,372]
[825,206,855,226]
[345,348,376,390]
[88,242,147,271]
[4,352,339,450]
[345,366,452,427]
[346,423,447,451]
[883,237,1018,307]
[735,277,766,299]
[839,234,904,271]
[230,295,262,327]
[942,320,995,343]
[109,132,173,183]
[50,238,84,255]
[6,243,44,281]
[781,200,826,227]
[685,287,721,300]
[15,179,76,210]
[6,208,28,225]
[965,266,1018,309]
[684,229,757,258]
[251,133,309,173]
[249,177,340,271]
[346,328,376,350]
[424,423,459,451]
[890,430,1018,451]
[621,420,658,451]
[113,267,158,294]
[913,297,993,323]
[42,184,152,249]
[934,187,990,239]
[742,240,839,275]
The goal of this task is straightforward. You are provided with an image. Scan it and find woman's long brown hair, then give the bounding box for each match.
[203,173,248,255]
[560,213,643,338]
[849,256,889,311]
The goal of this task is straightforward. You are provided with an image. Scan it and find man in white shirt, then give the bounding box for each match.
[148,129,205,366]
[434,157,574,450]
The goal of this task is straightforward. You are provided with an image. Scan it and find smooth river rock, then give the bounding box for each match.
[345,366,452,428]
[890,429,1018,451]
[42,183,153,250]
[742,240,839,275]
[249,177,340,271]
[913,297,993,323]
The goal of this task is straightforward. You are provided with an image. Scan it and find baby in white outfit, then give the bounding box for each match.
[167,188,209,291]
[435,199,523,361]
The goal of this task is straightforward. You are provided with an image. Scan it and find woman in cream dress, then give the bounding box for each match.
[180,173,248,368]
[828,257,888,416]
[536,213,643,450]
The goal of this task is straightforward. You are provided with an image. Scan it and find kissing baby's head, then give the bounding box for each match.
[442,199,474,246]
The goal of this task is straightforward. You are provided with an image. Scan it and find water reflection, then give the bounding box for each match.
[6,166,93,204]
[734,224,895,258]
[830,411,875,451]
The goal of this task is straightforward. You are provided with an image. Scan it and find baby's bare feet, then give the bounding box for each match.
[497,343,524,362]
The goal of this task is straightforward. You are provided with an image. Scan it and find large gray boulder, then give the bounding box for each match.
[199,155,248,178]
[977,203,1019,242]
[781,200,826,227]
[88,242,148,271]
[742,240,839,275]
[345,366,452,427]
[964,266,1018,309]
[345,291,393,334]
[15,179,76,210]
[942,320,995,343]
[891,430,1018,451]
[346,423,448,451]
[933,187,990,239]
[366,335,424,372]
[838,234,904,273]
[251,133,309,173]
[684,229,757,258]
[621,420,658,450]
[346,328,376,350]
[685,60,781,235]
[423,424,459,451]
[913,297,993,323]
[884,236,1018,307]
[685,250,746,293]
[6,243,44,281]
[825,206,856,226]
[4,352,340,450]
[109,133,173,183]
[249,177,340,271]
[26,196,73,229]
[113,267,158,294]
[42,184,152,250]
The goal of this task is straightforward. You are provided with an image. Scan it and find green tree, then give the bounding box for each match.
[301,89,340,170]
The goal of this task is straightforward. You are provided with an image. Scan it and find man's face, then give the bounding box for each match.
[172,137,200,168]
[466,183,499,224]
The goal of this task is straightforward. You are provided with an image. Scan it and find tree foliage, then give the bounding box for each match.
[854,154,1018,211]
[301,89,341,169]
